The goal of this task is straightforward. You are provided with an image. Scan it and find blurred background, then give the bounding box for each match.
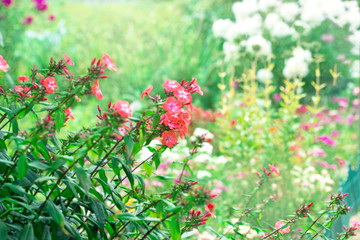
[1,0,360,238]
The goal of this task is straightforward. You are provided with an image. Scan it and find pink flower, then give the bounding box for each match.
[163,97,182,112]
[0,55,9,73]
[91,79,103,99]
[188,78,203,95]
[321,34,334,43]
[140,85,153,99]
[161,131,178,148]
[64,108,75,120]
[336,158,346,167]
[275,221,290,235]
[353,87,360,96]
[63,54,74,66]
[151,181,164,187]
[49,14,55,21]
[347,115,354,125]
[163,79,180,92]
[17,76,29,82]
[42,77,58,94]
[101,53,117,71]
[296,105,308,114]
[23,16,33,25]
[310,148,326,157]
[273,93,281,101]
[2,0,12,7]
[114,126,129,140]
[174,86,192,104]
[269,164,280,175]
[115,100,132,118]
[316,136,335,147]
[331,131,339,137]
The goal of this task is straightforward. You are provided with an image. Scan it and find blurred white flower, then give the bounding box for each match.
[257,68,273,82]
[232,0,259,21]
[194,153,211,163]
[197,170,212,179]
[272,21,295,37]
[223,41,239,61]
[264,13,281,30]
[212,19,236,40]
[283,57,309,78]
[245,35,272,56]
[235,14,263,36]
[293,46,312,63]
[198,142,213,155]
[350,60,360,78]
[277,2,300,22]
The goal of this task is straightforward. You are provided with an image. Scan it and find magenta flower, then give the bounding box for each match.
[316,136,335,147]
[273,93,281,101]
[321,34,334,43]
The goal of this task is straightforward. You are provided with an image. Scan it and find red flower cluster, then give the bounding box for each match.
[186,208,215,229]
[90,54,117,99]
[296,202,313,217]
[262,164,280,176]
[343,222,360,236]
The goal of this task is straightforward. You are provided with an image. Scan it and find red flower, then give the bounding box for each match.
[17,76,29,82]
[63,54,75,66]
[102,53,117,71]
[161,131,178,148]
[163,79,180,92]
[91,79,103,99]
[163,97,182,112]
[140,85,153,99]
[174,87,192,104]
[189,78,203,95]
[269,164,280,175]
[115,100,132,118]
[0,55,8,73]
[42,77,58,94]
[64,108,75,120]
[207,203,215,211]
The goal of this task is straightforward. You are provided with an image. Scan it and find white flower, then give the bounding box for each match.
[350,60,360,78]
[212,19,235,39]
[198,142,213,155]
[194,153,211,163]
[210,155,228,164]
[235,14,263,36]
[264,13,281,31]
[277,2,300,22]
[245,35,272,56]
[257,68,273,82]
[223,41,239,61]
[272,21,295,37]
[197,170,212,179]
[348,31,360,55]
[232,0,259,21]
[293,46,312,63]
[283,57,310,78]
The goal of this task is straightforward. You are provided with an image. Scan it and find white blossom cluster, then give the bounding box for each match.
[213,0,360,79]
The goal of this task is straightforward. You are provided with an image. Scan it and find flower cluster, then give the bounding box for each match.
[141,78,202,148]
[296,202,313,217]
[182,208,216,233]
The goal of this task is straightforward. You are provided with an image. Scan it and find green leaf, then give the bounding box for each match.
[114,156,134,189]
[144,162,152,177]
[12,119,19,135]
[152,114,160,129]
[38,142,50,161]
[51,158,66,170]
[20,223,34,240]
[117,212,140,221]
[0,221,8,240]
[17,154,27,181]
[74,166,90,195]
[90,198,106,229]
[40,226,51,240]
[46,200,64,228]
[64,221,81,240]
[124,135,134,161]
[153,151,160,169]
[165,219,180,240]
[28,161,50,170]
[0,159,14,167]
[55,109,66,132]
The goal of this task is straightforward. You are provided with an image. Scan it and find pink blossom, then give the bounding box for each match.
[151,181,164,187]
[320,161,337,170]
[353,87,360,96]
[337,54,345,61]
[315,136,335,147]
[321,34,334,43]
[273,93,281,101]
[347,115,354,125]
[275,221,290,235]
[310,148,326,157]
[331,131,339,137]
[353,99,359,108]
[336,158,346,167]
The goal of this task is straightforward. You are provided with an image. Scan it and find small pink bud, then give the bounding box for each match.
[343,193,349,197]
[101,75,108,79]
[190,78,196,85]
[91,57,96,65]
[180,79,185,86]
